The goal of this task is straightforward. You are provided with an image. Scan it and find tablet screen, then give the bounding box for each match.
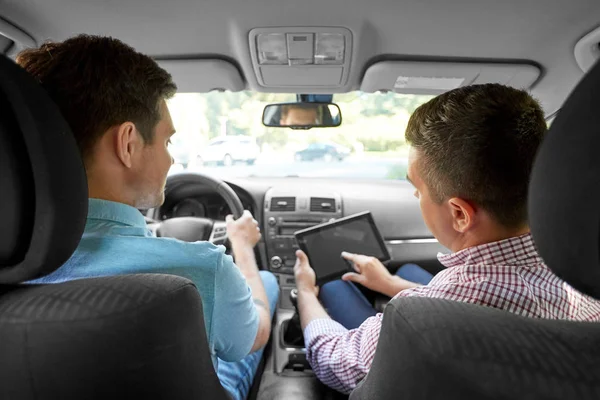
[295,212,390,284]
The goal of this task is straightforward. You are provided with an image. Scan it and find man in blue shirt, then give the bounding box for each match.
[18,34,278,400]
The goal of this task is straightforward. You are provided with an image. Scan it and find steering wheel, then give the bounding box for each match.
[150,172,245,245]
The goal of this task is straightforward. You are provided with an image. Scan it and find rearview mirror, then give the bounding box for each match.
[262,102,342,129]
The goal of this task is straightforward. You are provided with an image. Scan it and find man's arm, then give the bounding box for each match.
[227,211,271,352]
[341,252,422,298]
[230,241,271,352]
[303,312,383,394]
[297,287,330,330]
[294,250,382,394]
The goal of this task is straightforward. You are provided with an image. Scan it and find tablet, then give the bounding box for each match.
[294,211,391,285]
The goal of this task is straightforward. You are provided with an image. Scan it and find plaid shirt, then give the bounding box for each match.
[304,233,600,394]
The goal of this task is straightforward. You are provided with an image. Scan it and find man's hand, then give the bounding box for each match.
[225,210,270,352]
[341,252,418,298]
[294,250,319,297]
[294,249,330,330]
[226,210,261,249]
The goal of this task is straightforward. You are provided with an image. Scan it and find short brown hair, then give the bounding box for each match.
[17,34,177,160]
[405,83,546,228]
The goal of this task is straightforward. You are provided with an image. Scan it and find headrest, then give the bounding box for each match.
[0,55,88,284]
[529,59,600,300]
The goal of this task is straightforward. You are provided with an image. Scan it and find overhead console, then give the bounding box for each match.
[248,27,353,91]
[361,60,541,94]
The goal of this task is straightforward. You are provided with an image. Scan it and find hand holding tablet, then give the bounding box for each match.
[294,211,390,285]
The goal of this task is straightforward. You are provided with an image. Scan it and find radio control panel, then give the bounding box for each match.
[263,188,342,274]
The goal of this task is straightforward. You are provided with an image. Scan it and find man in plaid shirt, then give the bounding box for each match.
[293,83,600,394]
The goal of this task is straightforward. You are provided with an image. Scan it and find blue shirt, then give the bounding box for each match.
[29,198,259,368]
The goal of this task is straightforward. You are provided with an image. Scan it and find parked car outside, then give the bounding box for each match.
[198,136,260,166]
[294,142,351,162]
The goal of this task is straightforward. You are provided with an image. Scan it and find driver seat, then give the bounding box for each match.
[350,61,600,399]
[0,55,230,399]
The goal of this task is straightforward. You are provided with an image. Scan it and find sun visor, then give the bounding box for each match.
[360,61,541,94]
[157,59,246,92]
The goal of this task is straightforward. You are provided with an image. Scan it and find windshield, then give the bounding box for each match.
[167,92,433,180]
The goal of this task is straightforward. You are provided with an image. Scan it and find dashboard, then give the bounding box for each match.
[151,176,448,310]
[160,194,253,221]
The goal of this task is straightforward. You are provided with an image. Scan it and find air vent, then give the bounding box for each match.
[310,197,336,212]
[270,197,296,212]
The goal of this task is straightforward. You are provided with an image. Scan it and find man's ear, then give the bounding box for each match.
[448,197,476,233]
[114,122,141,169]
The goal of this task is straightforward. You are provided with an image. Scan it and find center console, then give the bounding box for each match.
[263,188,343,374]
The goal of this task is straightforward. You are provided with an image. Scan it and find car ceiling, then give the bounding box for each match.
[1,0,599,116]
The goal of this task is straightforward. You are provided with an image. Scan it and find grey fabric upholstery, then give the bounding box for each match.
[529,60,600,299]
[0,54,230,399]
[350,298,600,400]
[0,274,229,399]
[351,61,600,399]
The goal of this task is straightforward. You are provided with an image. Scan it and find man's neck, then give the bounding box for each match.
[450,225,530,253]
[87,176,136,208]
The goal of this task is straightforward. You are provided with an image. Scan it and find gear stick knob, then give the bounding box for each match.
[284,288,304,348]
[290,288,298,309]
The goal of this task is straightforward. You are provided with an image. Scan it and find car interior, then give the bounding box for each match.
[1,0,600,398]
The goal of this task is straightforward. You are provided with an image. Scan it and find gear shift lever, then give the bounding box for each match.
[283,288,304,347]
[290,288,298,309]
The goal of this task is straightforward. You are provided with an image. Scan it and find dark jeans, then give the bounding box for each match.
[319,264,434,330]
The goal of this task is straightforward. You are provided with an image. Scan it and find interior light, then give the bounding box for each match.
[315,33,345,65]
[257,33,288,65]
